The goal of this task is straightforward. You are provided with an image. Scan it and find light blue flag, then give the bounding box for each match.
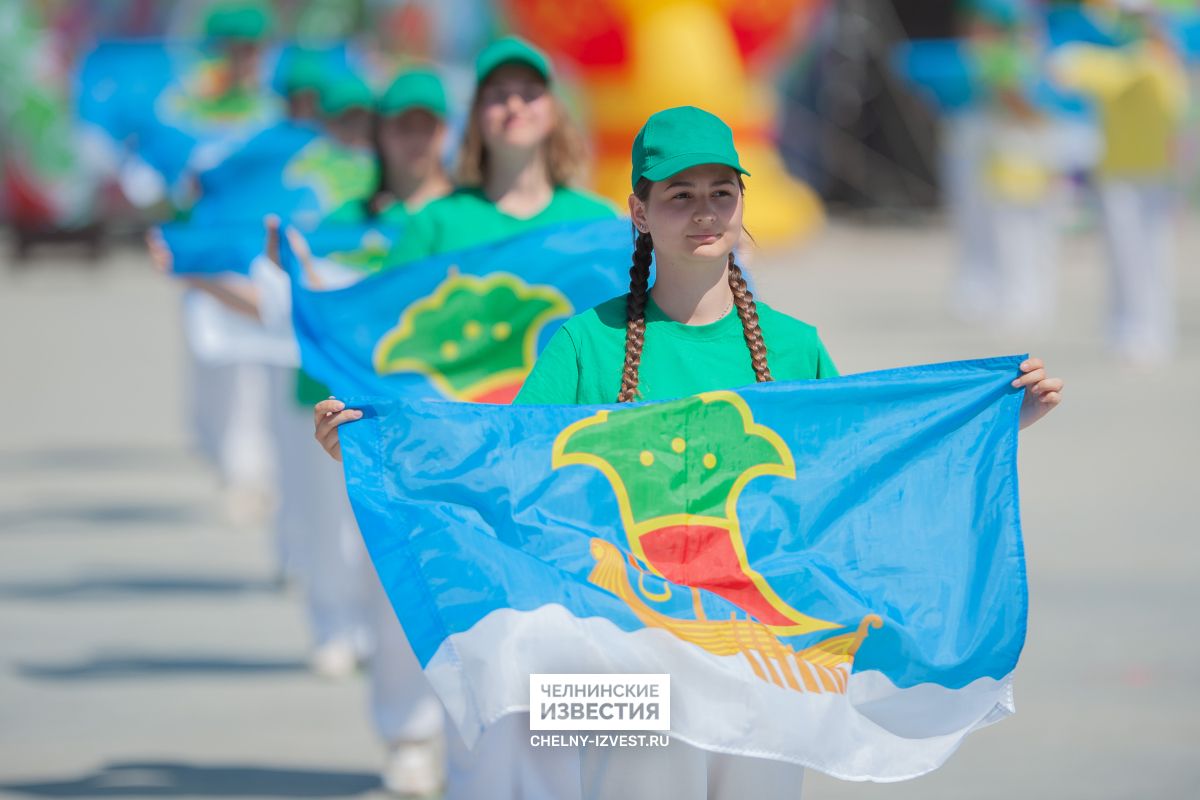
[288,218,634,401]
[337,356,1027,780]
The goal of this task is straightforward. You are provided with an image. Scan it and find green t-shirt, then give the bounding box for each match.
[515,294,838,405]
[385,186,618,265]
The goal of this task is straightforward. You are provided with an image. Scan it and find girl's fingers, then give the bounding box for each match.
[286,227,314,267]
[314,398,345,420]
[1012,368,1046,388]
[146,229,172,273]
[263,214,281,264]
[1033,378,1065,396]
[315,408,362,439]
[1040,391,1061,406]
[1019,357,1044,373]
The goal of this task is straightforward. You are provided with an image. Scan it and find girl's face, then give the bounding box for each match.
[630,164,744,264]
[476,64,556,153]
[379,109,444,176]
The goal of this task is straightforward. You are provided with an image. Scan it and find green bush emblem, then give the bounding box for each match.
[373,271,571,402]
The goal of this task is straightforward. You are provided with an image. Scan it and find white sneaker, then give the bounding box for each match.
[381,735,445,798]
[310,639,358,680]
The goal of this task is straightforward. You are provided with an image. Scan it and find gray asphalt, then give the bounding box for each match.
[1,218,1197,799]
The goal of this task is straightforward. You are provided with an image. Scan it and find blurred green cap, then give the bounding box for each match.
[475,36,552,84]
[630,106,749,189]
[281,52,326,96]
[378,68,447,117]
[204,2,273,42]
[319,73,374,116]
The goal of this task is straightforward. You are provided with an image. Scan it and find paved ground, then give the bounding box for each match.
[0,218,1197,799]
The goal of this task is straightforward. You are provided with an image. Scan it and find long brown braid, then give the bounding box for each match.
[618,176,772,401]
[727,254,773,383]
[617,231,654,403]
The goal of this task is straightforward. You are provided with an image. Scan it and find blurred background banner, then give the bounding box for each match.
[5,0,1200,248]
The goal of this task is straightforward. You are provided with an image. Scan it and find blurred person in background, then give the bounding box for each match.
[280,50,324,123]
[1050,0,1189,364]
[172,1,283,533]
[311,35,616,800]
[156,62,459,799]
[946,0,1067,328]
[367,68,455,219]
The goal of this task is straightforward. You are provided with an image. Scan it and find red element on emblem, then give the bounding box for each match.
[463,380,524,405]
[640,523,797,627]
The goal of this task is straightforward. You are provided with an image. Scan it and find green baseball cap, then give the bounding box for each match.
[204,2,273,42]
[319,73,374,116]
[630,106,749,189]
[378,68,447,117]
[475,36,553,84]
[281,53,326,96]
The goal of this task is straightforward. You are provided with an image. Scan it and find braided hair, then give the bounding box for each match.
[618,178,771,402]
[617,231,655,402]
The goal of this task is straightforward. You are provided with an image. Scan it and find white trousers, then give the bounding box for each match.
[990,199,1058,326]
[581,740,805,800]
[942,114,1059,326]
[187,355,274,492]
[268,369,373,649]
[368,570,444,743]
[1097,179,1177,361]
[444,714,580,800]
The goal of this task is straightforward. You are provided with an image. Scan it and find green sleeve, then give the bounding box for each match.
[381,204,438,269]
[815,334,839,379]
[323,198,369,224]
[513,326,581,405]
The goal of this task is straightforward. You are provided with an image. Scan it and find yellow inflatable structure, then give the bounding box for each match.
[507,0,825,245]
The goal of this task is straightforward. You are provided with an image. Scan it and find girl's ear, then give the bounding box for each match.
[628,193,648,233]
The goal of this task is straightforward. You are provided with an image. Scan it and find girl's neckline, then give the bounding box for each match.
[644,293,742,341]
[471,186,562,222]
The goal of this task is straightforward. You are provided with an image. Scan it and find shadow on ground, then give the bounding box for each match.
[0,575,282,601]
[0,761,381,797]
[17,654,306,681]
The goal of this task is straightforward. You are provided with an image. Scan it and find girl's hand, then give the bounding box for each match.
[286,226,325,290]
[314,397,362,461]
[146,228,173,274]
[1014,357,1063,430]
[263,214,282,267]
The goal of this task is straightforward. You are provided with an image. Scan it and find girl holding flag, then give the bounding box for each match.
[318,105,1064,798]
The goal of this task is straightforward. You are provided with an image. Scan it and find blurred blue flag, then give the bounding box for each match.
[893,39,1089,117]
[76,41,361,190]
[187,120,322,226]
[160,218,401,277]
[288,218,633,401]
[338,356,1028,779]
[77,40,284,189]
